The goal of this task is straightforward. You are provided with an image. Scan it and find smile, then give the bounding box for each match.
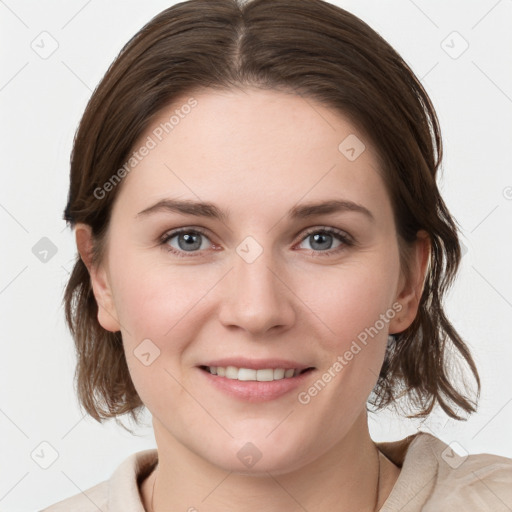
[200,365,313,381]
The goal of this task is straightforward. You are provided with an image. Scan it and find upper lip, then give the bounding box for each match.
[199,358,313,371]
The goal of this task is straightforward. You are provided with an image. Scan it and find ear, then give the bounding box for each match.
[75,223,121,333]
[388,230,431,335]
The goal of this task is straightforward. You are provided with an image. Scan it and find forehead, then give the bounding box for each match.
[112,87,391,223]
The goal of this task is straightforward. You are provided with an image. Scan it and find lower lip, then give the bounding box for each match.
[198,368,315,402]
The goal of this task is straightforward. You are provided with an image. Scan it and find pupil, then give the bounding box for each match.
[179,233,201,251]
[311,233,332,250]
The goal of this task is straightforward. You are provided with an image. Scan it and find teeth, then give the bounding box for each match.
[207,366,302,381]
[225,366,238,379]
[238,368,257,381]
[256,368,274,381]
[273,368,285,379]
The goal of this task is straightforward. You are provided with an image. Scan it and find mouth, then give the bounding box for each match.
[199,365,315,381]
[196,358,316,401]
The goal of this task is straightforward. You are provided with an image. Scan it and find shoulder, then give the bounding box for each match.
[40,480,108,512]
[39,449,158,512]
[384,431,512,511]
[421,433,512,511]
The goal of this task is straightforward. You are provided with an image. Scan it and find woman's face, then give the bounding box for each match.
[85,87,425,474]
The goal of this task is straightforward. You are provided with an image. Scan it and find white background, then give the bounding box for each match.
[1,1,511,511]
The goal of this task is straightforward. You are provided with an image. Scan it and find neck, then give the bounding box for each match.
[142,413,400,512]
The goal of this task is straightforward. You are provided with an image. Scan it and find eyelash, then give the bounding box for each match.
[159,226,354,259]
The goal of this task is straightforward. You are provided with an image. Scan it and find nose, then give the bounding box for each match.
[217,244,296,337]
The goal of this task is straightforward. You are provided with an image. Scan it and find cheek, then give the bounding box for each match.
[110,251,212,343]
[106,254,202,371]
[298,260,398,348]
[111,265,207,414]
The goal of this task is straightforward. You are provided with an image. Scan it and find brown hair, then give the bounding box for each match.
[63,0,480,425]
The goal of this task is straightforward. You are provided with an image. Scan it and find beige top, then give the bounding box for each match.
[40,432,512,512]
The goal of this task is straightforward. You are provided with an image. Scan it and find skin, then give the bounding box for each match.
[76,87,430,511]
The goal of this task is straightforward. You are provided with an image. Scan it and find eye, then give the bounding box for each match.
[159,226,353,258]
[296,227,353,256]
[160,228,214,257]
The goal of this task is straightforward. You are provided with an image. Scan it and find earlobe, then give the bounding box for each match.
[75,223,121,333]
[389,230,431,335]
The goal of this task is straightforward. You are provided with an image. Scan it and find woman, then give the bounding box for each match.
[42,0,512,510]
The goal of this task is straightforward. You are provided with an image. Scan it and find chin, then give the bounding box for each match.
[199,435,315,476]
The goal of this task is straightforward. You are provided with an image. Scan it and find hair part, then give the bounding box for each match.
[63,0,480,425]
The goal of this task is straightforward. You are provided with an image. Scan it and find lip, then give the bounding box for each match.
[197,359,315,402]
[199,357,312,371]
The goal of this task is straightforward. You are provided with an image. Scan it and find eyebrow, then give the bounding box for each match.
[136,198,375,223]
